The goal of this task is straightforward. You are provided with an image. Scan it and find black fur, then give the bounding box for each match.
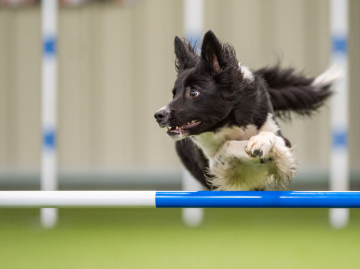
[155,30,334,189]
[175,138,212,188]
[254,66,333,120]
[174,36,199,73]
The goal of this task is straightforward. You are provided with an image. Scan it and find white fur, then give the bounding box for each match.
[208,131,296,190]
[238,63,254,82]
[210,140,270,190]
[190,113,296,190]
[245,131,277,158]
[191,113,278,159]
[311,65,343,88]
[173,132,183,140]
[259,113,280,133]
[191,124,257,159]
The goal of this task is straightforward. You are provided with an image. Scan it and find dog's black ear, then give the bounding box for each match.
[174,36,197,73]
[200,30,223,75]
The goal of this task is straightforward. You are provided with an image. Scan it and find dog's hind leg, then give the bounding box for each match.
[208,141,270,190]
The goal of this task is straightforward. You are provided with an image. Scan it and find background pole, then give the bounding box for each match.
[41,0,58,228]
[329,0,349,229]
[182,0,204,227]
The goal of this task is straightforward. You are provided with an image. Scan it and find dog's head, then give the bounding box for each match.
[154,30,253,140]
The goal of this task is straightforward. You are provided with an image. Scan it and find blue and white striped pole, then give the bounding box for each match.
[182,0,204,227]
[1,191,360,208]
[184,0,203,46]
[330,0,349,229]
[41,0,58,228]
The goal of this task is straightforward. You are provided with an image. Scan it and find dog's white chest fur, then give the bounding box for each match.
[190,114,296,190]
[191,113,278,160]
[191,124,258,160]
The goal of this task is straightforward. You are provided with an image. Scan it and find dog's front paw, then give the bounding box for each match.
[245,131,276,158]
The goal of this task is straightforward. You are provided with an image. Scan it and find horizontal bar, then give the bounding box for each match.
[156,191,360,208]
[0,191,156,208]
[0,191,360,208]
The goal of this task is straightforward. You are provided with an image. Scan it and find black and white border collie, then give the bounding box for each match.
[154,30,341,191]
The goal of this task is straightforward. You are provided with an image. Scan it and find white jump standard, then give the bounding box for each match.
[1,191,360,208]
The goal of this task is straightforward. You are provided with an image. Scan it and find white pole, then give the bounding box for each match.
[330,0,349,229]
[182,0,204,227]
[182,168,204,227]
[41,0,58,229]
[184,0,204,44]
[0,191,156,208]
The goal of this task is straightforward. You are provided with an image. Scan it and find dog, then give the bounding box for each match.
[154,30,341,191]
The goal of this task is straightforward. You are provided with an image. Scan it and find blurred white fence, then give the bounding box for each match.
[1,1,360,187]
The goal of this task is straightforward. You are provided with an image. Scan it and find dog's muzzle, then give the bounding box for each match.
[154,106,170,127]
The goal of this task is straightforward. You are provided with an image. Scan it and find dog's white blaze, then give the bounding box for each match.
[157,105,170,114]
[311,65,343,88]
[238,63,254,82]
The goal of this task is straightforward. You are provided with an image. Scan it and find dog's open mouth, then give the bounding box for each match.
[166,120,201,136]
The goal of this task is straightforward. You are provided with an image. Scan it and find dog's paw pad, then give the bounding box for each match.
[245,132,276,159]
[252,149,263,157]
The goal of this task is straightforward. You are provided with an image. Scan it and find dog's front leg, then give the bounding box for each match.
[245,131,277,159]
[245,131,297,187]
[211,140,251,166]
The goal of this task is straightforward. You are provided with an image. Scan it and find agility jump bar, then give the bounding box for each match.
[0,191,360,208]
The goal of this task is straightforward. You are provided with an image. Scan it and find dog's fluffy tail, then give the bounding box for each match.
[254,65,342,119]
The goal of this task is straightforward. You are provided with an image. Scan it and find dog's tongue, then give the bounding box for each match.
[168,121,201,133]
[181,121,201,129]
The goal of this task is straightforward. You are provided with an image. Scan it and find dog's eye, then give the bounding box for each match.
[190,90,200,98]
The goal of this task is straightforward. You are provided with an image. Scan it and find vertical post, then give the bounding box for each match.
[41,0,58,228]
[182,169,204,227]
[330,0,349,229]
[182,0,204,227]
[184,0,204,44]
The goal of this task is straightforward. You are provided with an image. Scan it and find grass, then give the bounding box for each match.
[0,207,360,269]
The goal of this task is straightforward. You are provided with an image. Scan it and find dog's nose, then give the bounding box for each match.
[154,110,166,122]
[154,106,170,124]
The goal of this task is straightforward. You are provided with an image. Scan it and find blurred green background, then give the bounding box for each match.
[1,207,360,269]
